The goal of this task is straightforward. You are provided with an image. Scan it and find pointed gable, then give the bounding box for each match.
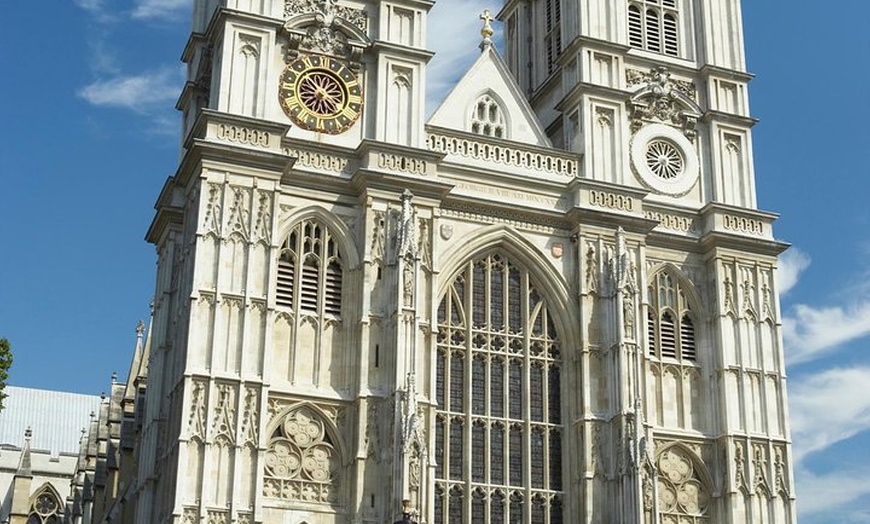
[428,44,551,147]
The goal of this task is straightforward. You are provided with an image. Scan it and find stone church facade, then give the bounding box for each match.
[90,0,797,523]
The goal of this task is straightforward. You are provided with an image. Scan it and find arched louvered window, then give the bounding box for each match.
[470,95,506,139]
[27,486,62,524]
[544,0,562,74]
[647,270,697,362]
[628,0,680,57]
[434,253,563,524]
[276,218,343,316]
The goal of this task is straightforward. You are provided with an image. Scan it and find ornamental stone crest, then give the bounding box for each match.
[628,67,701,139]
[283,0,369,60]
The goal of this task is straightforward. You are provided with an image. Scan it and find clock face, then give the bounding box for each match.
[279,55,363,135]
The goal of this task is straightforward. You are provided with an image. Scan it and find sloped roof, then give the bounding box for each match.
[428,42,551,147]
[0,386,102,455]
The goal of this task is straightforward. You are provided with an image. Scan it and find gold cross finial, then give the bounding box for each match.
[480,10,495,49]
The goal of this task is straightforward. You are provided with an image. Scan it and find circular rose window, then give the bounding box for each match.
[646,140,684,180]
[631,123,699,196]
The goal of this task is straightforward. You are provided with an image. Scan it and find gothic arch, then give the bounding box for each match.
[646,262,706,319]
[27,483,64,524]
[433,232,569,523]
[438,224,579,347]
[277,205,360,270]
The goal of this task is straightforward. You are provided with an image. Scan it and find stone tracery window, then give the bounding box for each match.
[27,485,62,524]
[647,270,696,362]
[276,218,343,316]
[628,0,679,56]
[470,95,506,139]
[263,407,340,504]
[434,253,563,524]
[657,446,710,523]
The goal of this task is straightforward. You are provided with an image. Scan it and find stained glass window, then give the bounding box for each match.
[434,252,563,523]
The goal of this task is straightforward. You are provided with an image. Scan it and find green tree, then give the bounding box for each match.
[0,339,12,410]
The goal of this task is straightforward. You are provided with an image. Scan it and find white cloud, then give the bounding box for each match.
[74,0,103,11]
[426,1,495,115]
[796,466,870,518]
[789,367,870,463]
[782,302,870,365]
[78,68,181,112]
[777,247,810,295]
[132,0,191,20]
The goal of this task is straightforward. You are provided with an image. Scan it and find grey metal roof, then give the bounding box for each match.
[0,386,102,455]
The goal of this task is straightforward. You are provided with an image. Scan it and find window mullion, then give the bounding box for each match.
[464,262,475,507]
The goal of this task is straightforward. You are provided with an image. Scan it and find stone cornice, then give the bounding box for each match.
[370,41,435,62]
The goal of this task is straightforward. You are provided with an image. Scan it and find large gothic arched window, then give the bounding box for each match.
[276,218,343,316]
[434,252,563,524]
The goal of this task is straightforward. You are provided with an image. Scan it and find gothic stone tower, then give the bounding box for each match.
[496,0,796,522]
[134,0,796,523]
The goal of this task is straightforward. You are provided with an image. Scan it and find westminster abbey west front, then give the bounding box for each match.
[108,0,798,523]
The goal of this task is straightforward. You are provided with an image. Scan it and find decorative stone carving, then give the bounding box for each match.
[440,223,453,240]
[723,276,735,315]
[742,278,757,319]
[213,384,236,444]
[402,373,426,453]
[203,182,223,237]
[365,400,383,462]
[427,133,579,177]
[585,243,599,293]
[734,441,747,491]
[227,187,251,242]
[254,190,272,245]
[628,67,701,139]
[591,423,603,478]
[396,189,418,261]
[752,444,769,494]
[761,271,774,321]
[181,507,199,524]
[774,446,788,496]
[236,513,252,524]
[283,0,368,60]
[656,447,709,519]
[403,264,415,307]
[263,406,339,504]
[241,387,260,446]
[284,0,368,33]
[188,380,207,440]
[206,510,228,524]
[371,210,386,262]
[418,218,431,270]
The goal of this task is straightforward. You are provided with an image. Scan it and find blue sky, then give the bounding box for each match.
[1,1,868,522]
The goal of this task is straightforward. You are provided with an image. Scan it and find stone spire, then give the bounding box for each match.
[16,427,32,476]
